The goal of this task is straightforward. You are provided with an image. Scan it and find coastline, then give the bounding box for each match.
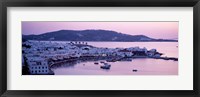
[22,40,178,75]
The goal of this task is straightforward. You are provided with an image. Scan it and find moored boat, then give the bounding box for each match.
[100,61,105,63]
[94,62,99,64]
[132,69,138,72]
[100,63,111,69]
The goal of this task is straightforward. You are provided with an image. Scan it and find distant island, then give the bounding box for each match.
[22,29,178,42]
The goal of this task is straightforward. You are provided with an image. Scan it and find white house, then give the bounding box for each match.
[27,57,50,75]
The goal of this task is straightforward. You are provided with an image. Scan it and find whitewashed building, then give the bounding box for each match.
[27,57,50,75]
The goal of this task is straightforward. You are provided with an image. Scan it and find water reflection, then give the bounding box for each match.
[51,57,178,75]
[51,42,178,75]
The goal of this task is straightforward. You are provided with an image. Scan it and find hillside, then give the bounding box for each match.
[22,30,177,42]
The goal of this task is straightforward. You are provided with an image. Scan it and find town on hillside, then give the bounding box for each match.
[22,40,178,75]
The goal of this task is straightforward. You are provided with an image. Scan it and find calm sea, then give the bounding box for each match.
[51,42,178,75]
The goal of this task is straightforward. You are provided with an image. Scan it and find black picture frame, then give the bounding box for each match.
[0,0,200,97]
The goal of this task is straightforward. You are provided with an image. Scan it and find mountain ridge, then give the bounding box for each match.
[22,29,178,42]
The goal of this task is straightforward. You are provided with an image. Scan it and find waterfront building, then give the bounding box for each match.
[118,49,133,57]
[27,57,50,75]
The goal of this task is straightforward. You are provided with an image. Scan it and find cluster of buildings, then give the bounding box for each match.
[22,40,162,75]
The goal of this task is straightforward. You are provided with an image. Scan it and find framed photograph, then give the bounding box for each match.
[0,0,200,97]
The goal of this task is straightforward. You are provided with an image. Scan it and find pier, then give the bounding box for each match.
[151,57,178,61]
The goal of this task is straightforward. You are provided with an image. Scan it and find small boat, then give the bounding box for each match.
[100,63,111,69]
[104,63,110,66]
[94,62,99,65]
[100,61,105,63]
[132,69,138,72]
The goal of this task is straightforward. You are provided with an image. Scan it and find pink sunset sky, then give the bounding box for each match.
[22,22,178,39]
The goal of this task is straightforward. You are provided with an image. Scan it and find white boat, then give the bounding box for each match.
[100,63,111,69]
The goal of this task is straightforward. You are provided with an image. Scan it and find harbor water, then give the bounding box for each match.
[51,42,178,75]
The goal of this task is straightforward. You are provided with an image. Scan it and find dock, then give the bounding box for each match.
[152,57,178,61]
